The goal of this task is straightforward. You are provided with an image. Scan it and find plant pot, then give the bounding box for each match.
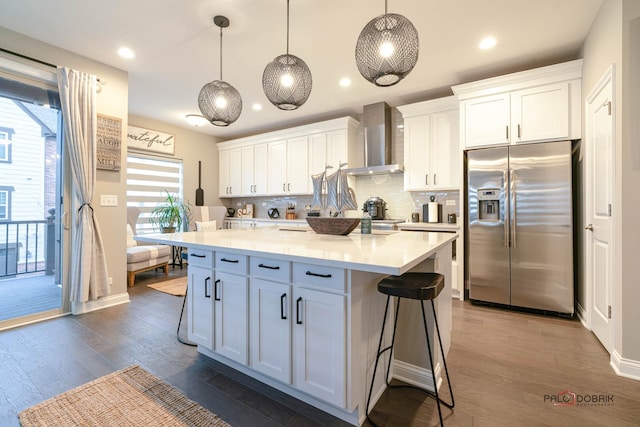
[161,226,176,233]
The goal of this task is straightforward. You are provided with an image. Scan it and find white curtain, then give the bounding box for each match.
[57,67,110,310]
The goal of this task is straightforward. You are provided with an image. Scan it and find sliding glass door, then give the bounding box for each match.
[0,53,69,329]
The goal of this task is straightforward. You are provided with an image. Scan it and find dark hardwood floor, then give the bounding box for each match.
[1,267,639,426]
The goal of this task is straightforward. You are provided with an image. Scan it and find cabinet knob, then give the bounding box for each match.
[585,224,594,231]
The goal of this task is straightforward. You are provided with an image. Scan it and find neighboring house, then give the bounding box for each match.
[0,96,58,273]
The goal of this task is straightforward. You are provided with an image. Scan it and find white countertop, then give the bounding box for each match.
[397,222,460,231]
[136,228,457,275]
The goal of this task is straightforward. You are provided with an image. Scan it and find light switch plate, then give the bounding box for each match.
[446,200,456,206]
[100,195,118,206]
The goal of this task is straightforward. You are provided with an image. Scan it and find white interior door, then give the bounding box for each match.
[585,66,615,353]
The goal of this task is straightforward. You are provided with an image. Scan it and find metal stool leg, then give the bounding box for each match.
[431,299,455,409]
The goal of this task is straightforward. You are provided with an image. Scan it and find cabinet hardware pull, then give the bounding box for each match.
[305,270,332,278]
[221,258,239,263]
[506,125,509,141]
[287,183,290,191]
[204,277,211,298]
[214,279,221,301]
[425,174,428,185]
[296,297,303,324]
[585,224,594,231]
[434,173,437,186]
[191,253,206,258]
[258,263,280,270]
[517,124,521,139]
[283,183,286,191]
[281,293,287,320]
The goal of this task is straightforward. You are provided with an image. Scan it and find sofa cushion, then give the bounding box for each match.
[127,245,171,263]
[127,255,170,272]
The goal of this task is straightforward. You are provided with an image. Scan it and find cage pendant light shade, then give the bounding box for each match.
[355,13,419,87]
[262,0,312,110]
[262,54,312,110]
[198,15,242,126]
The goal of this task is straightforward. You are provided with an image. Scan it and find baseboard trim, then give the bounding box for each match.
[611,350,640,381]
[576,302,589,329]
[71,292,130,315]
[391,359,439,392]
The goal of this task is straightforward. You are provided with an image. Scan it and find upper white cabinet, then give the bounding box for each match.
[241,144,268,196]
[218,148,242,197]
[398,96,460,191]
[218,117,359,198]
[452,59,582,148]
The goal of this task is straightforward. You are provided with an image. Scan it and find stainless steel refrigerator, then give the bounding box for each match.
[466,140,574,315]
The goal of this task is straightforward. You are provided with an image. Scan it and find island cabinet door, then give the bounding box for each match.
[249,279,291,384]
[188,265,214,349]
[292,287,346,408]
[214,271,249,365]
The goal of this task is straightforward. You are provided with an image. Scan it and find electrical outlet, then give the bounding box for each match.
[100,195,118,206]
[262,202,267,207]
[107,277,113,285]
[446,200,456,206]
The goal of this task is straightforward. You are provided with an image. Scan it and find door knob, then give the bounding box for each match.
[585,224,594,231]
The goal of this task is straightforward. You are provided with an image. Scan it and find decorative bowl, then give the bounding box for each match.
[306,217,361,235]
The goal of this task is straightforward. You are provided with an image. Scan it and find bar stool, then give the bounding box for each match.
[365,272,454,427]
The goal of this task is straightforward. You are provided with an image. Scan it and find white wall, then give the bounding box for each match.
[582,0,640,365]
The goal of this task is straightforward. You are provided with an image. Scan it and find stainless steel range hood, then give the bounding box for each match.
[345,102,403,176]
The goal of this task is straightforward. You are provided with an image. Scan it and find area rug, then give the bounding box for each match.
[18,365,230,427]
[147,277,187,296]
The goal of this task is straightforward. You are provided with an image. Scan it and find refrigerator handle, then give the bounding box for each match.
[503,169,509,247]
[510,169,517,249]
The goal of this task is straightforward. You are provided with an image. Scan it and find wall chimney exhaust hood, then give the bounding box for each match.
[345,102,403,176]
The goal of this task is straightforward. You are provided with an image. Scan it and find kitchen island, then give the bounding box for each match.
[137,227,456,426]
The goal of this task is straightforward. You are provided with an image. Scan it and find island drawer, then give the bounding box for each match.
[215,251,248,274]
[187,249,214,268]
[250,257,290,282]
[292,263,346,292]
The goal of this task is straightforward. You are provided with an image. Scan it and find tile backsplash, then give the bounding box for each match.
[226,175,460,223]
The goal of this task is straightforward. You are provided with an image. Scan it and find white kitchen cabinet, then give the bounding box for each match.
[267,137,309,195]
[187,250,215,349]
[241,144,268,196]
[214,271,248,364]
[219,148,242,197]
[453,60,582,148]
[250,278,291,384]
[399,96,460,191]
[293,286,346,408]
[218,117,359,198]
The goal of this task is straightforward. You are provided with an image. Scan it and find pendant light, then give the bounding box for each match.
[262,0,312,110]
[355,0,419,87]
[198,15,242,126]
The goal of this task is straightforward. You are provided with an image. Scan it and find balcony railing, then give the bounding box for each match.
[0,219,53,279]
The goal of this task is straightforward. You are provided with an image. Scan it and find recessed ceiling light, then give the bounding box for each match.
[479,36,497,50]
[185,114,208,127]
[117,47,135,59]
[339,77,351,87]
[252,103,263,111]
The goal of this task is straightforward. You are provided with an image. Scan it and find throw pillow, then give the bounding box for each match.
[195,220,217,231]
[126,224,137,248]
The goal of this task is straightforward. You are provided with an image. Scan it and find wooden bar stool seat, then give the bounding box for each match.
[366,272,454,427]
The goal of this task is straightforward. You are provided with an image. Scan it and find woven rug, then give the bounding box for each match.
[147,277,187,296]
[18,365,230,427]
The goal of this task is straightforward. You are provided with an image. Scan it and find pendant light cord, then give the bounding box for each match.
[385,0,388,14]
[286,0,290,55]
[219,26,223,80]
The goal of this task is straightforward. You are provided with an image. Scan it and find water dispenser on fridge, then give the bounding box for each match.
[478,189,499,221]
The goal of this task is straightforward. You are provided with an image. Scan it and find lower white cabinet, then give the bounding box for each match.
[249,278,291,383]
[292,286,346,408]
[214,271,249,365]
[187,265,213,349]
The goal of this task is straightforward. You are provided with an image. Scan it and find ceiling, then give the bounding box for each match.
[0,0,604,141]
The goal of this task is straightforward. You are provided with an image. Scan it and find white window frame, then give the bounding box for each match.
[0,189,8,220]
[0,131,8,162]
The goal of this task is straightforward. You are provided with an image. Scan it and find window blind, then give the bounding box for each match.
[126,154,184,234]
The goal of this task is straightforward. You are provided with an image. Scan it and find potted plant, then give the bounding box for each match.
[149,191,192,233]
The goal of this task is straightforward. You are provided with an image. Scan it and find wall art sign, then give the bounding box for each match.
[127,125,175,155]
[96,114,122,171]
